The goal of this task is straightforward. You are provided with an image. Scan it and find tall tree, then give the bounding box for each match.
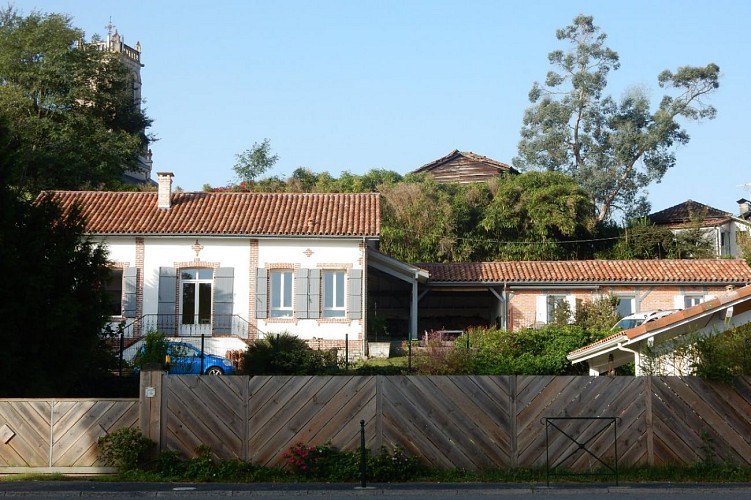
[514,15,720,222]
[476,171,597,260]
[0,8,151,193]
[233,138,278,183]
[0,184,120,396]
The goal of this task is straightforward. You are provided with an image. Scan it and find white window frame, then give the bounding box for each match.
[681,294,705,309]
[322,270,346,318]
[615,296,636,318]
[270,270,293,318]
[536,294,576,325]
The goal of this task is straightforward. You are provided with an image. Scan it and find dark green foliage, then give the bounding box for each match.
[575,295,619,331]
[131,331,171,369]
[283,443,426,482]
[610,217,714,259]
[0,7,151,193]
[0,185,120,396]
[243,332,340,375]
[693,324,751,382]
[97,428,155,472]
[417,326,608,375]
[477,172,597,260]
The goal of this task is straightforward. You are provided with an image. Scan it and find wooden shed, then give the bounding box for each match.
[411,149,518,184]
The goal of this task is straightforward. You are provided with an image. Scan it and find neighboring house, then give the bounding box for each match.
[409,260,751,334]
[411,150,518,184]
[568,284,751,376]
[647,199,751,258]
[41,173,380,358]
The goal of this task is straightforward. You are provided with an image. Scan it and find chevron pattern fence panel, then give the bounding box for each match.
[650,377,751,466]
[0,399,138,470]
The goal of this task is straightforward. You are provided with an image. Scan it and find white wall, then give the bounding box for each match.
[100,235,364,342]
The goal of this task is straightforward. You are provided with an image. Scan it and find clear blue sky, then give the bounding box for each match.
[14,0,751,218]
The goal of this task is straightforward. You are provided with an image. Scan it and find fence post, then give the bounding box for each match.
[360,419,367,488]
[139,366,165,452]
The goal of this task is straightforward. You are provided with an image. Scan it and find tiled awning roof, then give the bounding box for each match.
[418,259,751,284]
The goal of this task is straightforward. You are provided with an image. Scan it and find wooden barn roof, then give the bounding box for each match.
[412,150,518,183]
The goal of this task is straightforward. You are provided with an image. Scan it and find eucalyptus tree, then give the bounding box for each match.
[514,15,720,222]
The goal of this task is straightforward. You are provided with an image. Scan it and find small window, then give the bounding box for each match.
[105,268,124,316]
[616,296,635,318]
[684,295,704,308]
[270,270,293,318]
[546,295,568,323]
[323,270,346,318]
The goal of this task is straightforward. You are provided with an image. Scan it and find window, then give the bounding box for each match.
[547,295,568,323]
[270,270,293,318]
[323,270,346,318]
[616,296,635,318]
[720,231,731,256]
[684,295,704,308]
[105,268,124,316]
[181,268,213,325]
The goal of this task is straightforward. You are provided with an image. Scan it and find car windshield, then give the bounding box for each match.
[615,318,643,330]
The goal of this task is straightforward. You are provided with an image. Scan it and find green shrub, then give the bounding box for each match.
[131,330,170,369]
[693,324,751,381]
[368,445,426,481]
[243,332,340,375]
[97,428,155,472]
[283,443,359,481]
[184,445,220,482]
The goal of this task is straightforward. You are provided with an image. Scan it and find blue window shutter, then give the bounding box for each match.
[309,269,321,318]
[295,268,309,319]
[158,267,177,333]
[256,268,268,319]
[348,269,362,320]
[213,267,234,334]
[123,267,137,318]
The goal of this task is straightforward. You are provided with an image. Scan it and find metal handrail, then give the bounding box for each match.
[105,314,265,340]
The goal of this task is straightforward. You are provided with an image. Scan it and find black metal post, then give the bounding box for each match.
[200,334,205,374]
[408,334,412,371]
[345,333,349,373]
[360,419,367,488]
[466,331,470,350]
[119,331,124,377]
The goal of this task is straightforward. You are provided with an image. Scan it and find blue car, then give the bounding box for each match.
[165,342,236,375]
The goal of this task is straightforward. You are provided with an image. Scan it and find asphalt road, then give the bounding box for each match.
[2,482,751,499]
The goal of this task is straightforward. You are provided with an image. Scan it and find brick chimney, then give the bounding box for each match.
[157,172,174,209]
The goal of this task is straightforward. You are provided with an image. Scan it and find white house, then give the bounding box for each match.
[648,200,751,258]
[567,284,751,376]
[42,173,380,358]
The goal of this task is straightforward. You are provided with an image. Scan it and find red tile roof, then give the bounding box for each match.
[40,191,380,237]
[569,284,751,360]
[419,260,751,284]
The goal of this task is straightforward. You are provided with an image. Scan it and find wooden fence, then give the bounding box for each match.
[3,375,751,473]
[0,399,138,473]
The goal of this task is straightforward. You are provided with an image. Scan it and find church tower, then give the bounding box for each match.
[96,21,154,185]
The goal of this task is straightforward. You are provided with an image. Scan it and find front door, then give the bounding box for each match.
[180,269,212,336]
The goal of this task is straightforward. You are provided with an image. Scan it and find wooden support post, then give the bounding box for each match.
[139,365,165,452]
